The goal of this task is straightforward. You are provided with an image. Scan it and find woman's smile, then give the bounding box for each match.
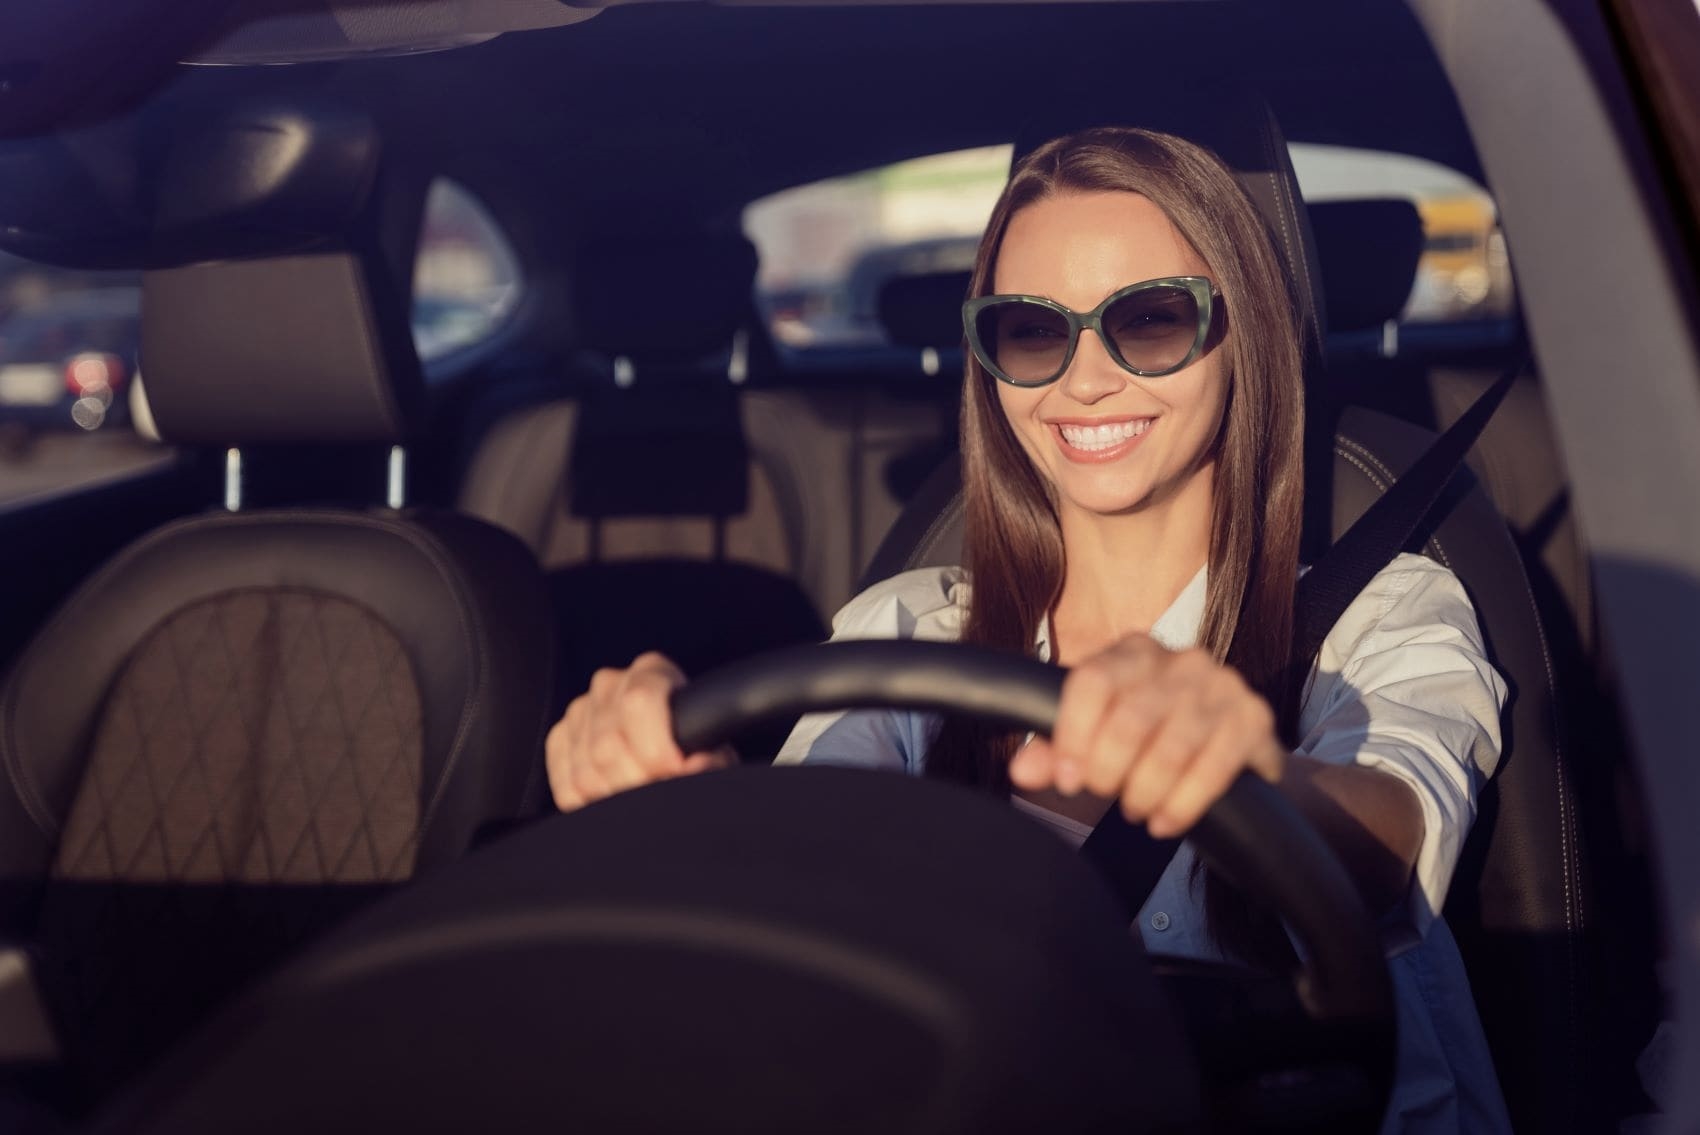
[1049,415,1156,463]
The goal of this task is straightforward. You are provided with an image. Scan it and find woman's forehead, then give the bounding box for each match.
[993,190,1209,304]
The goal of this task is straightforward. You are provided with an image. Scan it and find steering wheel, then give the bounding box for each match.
[92,639,1396,1135]
[673,639,1393,1027]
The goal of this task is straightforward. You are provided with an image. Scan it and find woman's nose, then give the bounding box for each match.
[1057,327,1130,404]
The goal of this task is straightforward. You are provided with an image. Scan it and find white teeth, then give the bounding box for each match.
[1058,419,1151,450]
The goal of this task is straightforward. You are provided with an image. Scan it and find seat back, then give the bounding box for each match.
[860,92,1606,1133]
[0,102,555,1102]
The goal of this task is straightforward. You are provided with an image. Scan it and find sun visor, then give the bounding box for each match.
[190,0,599,66]
[0,100,379,270]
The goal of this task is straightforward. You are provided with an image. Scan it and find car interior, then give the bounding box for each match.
[0,0,1687,1131]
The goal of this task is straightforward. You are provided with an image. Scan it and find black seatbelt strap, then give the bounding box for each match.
[1290,364,1521,675]
[1080,363,1522,921]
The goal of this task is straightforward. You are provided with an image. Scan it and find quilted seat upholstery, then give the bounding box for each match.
[54,591,424,886]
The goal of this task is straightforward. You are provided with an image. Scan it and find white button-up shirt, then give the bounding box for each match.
[776,553,1513,1133]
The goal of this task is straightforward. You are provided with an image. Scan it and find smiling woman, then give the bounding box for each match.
[548,126,1512,1134]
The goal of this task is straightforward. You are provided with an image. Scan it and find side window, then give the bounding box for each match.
[1288,143,1517,328]
[0,253,170,506]
[412,179,523,365]
[743,146,1011,353]
[743,143,1514,365]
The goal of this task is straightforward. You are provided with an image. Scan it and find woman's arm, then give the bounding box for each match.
[1012,555,1502,927]
[1280,756,1423,919]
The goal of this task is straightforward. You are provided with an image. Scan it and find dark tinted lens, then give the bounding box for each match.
[1103,286,1201,374]
[976,301,1072,383]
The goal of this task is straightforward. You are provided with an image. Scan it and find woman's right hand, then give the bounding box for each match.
[546,651,735,813]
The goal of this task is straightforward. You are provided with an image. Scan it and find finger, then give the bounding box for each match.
[589,711,658,794]
[679,748,735,775]
[1009,735,1058,790]
[1117,686,1218,823]
[587,666,623,700]
[617,667,687,778]
[569,727,616,807]
[1244,701,1285,783]
[1052,665,1120,794]
[546,702,587,811]
[1080,684,1166,798]
[1146,708,1263,838]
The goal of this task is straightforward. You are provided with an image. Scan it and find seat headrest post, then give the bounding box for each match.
[224,448,243,513]
[387,445,408,510]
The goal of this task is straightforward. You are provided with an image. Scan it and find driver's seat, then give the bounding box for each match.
[859,92,1604,1134]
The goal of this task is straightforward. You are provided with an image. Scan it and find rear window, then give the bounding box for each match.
[743,142,1516,355]
[744,145,1010,352]
[1288,143,1515,326]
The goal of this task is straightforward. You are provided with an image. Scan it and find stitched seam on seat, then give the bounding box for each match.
[1334,437,1453,570]
[386,529,486,846]
[906,495,966,573]
[1344,434,1584,1074]
[1461,460,1583,1078]
[0,521,214,839]
[1256,110,1321,348]
[10,511,480,859]
[167,516,478,851]
[0,682,58,839]
[1478,479,1582,1062]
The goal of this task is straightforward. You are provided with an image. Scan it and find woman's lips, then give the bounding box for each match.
[1050,417,1154,463]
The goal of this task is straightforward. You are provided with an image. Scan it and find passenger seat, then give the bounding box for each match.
[0,104,555,1106]
[459,234,826,748]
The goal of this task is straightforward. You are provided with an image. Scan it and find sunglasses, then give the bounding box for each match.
[962,276,1221,387]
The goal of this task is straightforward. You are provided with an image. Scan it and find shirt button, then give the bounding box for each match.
[1150,911,1171,932]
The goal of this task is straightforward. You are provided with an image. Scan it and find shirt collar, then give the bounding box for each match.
[1035,564,1208,662]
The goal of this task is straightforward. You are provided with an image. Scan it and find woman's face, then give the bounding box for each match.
[992,190,1229,521]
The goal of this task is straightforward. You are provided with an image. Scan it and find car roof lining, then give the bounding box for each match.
[0,0,1476,275]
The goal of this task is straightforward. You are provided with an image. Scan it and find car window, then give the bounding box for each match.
[744,145,1011,353]
[1288,143,1516,327]
[744,142,1516,360]
[412,179,523,366]
[0,254,169,508]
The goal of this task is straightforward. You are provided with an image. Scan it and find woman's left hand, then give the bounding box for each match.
[1009,635,1286,838]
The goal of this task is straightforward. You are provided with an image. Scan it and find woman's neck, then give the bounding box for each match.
[1050,470,1213,664]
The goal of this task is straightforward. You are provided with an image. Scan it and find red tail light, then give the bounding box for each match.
[65,352,128,396]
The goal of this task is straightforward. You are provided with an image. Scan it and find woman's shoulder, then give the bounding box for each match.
[1315,551,1490,673]
[828,566,971,644]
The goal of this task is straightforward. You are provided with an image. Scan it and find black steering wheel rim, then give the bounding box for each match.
[670,638,1394,1030]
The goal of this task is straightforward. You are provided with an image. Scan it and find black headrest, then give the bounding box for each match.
[574,232,758,361]
[142,249,424,446]
[1307,199,1424,333]
[1014,87,1325,355]
[878,270,973,351]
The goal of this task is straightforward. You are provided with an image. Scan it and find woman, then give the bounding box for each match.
[546,128,1510,1132]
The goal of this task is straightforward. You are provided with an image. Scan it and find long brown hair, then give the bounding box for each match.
[924,127,1306,967]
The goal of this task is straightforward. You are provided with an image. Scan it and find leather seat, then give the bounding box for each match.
[860,91,1612,1133]
[0,105,555,1105]
[458,233,827,749]
[456,248,960,623]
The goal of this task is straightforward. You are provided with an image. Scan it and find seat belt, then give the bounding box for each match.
[1079,364,1522,921]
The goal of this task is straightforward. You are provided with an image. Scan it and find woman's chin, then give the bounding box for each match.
[1055,481,1157,518]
